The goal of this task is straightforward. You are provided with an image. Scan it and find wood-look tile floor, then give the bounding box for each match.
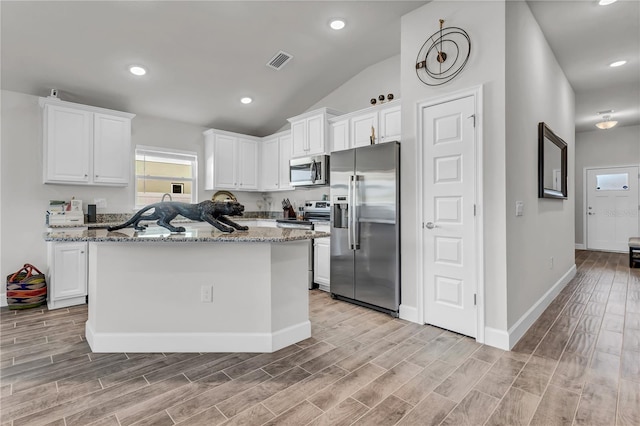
[1,250,639,425]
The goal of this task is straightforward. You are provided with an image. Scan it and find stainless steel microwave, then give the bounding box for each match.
[289,155,329,187]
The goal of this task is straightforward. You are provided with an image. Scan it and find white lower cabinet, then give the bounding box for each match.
[47,241,88,309]
[313,223,330,291]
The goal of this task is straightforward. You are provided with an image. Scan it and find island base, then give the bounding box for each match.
[86,239,312,353]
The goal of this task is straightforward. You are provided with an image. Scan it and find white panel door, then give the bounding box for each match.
[93,113,130,185]
[586,166,639,252]
[291,120,307,157]
[423,96,477,338]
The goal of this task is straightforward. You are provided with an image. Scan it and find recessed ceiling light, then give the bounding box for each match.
[240,97,252,104]
[129,66,147,76]
[609,60,627,67]
[598,0,617,5]
[330,19,346,30]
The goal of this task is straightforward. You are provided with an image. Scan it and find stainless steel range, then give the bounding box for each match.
[276,201,330,289]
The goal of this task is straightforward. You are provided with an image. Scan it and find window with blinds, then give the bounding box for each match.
[135,146,198,207]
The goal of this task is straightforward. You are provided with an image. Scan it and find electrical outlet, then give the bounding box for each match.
[94,198,107,209]
[201,285,213,303]
[550,257,554,269]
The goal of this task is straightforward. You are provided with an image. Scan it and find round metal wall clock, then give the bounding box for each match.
[415,19,471,86]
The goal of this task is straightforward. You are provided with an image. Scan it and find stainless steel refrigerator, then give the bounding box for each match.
[330,142,400,315]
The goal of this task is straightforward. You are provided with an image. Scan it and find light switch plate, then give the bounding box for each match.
[515,201,524,216]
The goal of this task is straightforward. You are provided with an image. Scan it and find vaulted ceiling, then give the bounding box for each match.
[1,1,638,136]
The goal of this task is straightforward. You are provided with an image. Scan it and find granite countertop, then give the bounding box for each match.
[47,216,276,229]
[44,226,329,243]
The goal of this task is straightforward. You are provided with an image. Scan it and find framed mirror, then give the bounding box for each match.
[538,122,567,199]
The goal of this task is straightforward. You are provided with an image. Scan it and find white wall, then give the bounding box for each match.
[307,55,401,114]
[505,2,575,328]
[0,88,344,305]
[0,91,206,296]
[575,125,640,246]
[401,1,508,330]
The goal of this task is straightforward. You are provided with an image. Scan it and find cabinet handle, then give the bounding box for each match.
[80,251,85,254]
[84,174,88,177]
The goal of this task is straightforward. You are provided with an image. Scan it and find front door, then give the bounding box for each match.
[586,166,639,252]
[422,95,477,338]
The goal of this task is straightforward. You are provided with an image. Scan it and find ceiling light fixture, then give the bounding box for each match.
[598,0,617,5]
[609,60,627,67]
[330,19,346,30]
[595,111,618,130]
[240,97,252,104]
[129,65,147,76]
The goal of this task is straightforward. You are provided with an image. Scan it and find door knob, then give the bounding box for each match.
[588,212,595,215]
[425,222,436,229]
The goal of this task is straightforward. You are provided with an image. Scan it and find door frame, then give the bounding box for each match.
[415,85,485,343]
[583,164,640,251]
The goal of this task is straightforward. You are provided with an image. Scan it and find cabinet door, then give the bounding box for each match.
[261,138,279,191]
[44,105,92,183]
[291,120,307,157]
[351,112,378,148]
[379,105,401,143]
[238,138,259,190]
[93,113,131,185]
[306,115,325,155]
[278,134,292,189]
[51,242,87,300]
[314,238,331,286]
[331,119,349,152]
[214,134,237,189]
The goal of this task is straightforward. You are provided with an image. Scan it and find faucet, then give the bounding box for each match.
[161,193,172,202]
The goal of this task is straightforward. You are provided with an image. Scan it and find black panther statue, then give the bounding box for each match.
[107,200,248,233]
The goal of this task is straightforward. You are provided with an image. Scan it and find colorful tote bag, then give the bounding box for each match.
[6,264,47,310]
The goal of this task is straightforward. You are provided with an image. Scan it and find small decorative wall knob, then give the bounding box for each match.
[378,95,385,102]
[370,98,377,105]
[387,93,394,101]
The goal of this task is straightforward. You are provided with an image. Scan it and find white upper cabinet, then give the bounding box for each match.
[40,97,134,186]
[330,100,401,152]
[278,133,292,189]
[238,138,259,190]
[260,131,292,191]
[379,104,402,143]
[203,129,261,191]
[351,111,378,148]
[261,137,280,191]
[331,118,349,153]
[288,107,342,158]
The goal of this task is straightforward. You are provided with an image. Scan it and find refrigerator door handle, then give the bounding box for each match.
[348,175,354,250]
[353,175,360,250]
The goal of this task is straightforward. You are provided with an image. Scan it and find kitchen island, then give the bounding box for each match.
[44,225,329,353]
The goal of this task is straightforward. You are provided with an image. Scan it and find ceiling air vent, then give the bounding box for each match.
[266,51,293,70]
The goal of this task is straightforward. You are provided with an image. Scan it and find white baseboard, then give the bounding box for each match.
[575,243,585,250]
[484,327,510,350]
[507,264,577,349]
[399,304,419,323]
[85,320,311,353]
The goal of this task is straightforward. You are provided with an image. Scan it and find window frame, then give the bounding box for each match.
[134,145,198,209]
